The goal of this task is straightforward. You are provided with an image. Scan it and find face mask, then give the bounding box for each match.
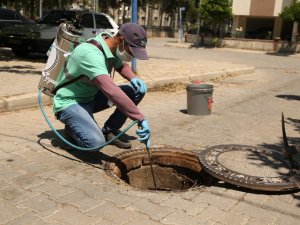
[116,49,134,62]
[116,40,134,62]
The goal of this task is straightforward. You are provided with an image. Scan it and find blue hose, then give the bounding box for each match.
[38,89,138,151]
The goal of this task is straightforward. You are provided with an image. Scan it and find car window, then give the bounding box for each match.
[15,12,27,21]
[38,11,76,25]
[80,13,94,28]
[95,14,113,29]
[0,9,17,20]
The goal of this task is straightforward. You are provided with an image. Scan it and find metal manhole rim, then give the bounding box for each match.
[104,147,205,192]
[199,144,300,192]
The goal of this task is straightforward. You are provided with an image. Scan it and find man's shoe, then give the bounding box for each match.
[105,131,132,149]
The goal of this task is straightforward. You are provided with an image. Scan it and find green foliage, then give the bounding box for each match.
[210,37,219,47]
[200,0,232,23]
[280,0,300,23]
[0,0,74,19]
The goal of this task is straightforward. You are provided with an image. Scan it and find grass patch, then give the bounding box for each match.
[148,82,187,92]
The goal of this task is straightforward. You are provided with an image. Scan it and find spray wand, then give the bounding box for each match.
[146,145,157,190]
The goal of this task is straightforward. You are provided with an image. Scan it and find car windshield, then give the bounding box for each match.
[37,11,76,25]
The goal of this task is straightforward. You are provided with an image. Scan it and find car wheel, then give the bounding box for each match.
[12,47,30,58]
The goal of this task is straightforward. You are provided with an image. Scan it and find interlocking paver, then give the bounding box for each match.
[72,168,106,185]
[11,173,46,190]
[95,190,139,208]
[31,180,75,199]
[45,205,98,225]
[126,198,172,221]
[192,192,238,211]
[275,214,300,225]
[0,198,32,224]
[231,202,278,224]
[17,194,59,218]
[242,193,270,206]
[0,179,12,190]
[263,198,300,219]
[126,190,170,204]
[0,151,10,159]
[38,169,82,185]
[160,195,207,216]
[87,201,139,225]
[222,189,246,201]
[4,213,54,225]
[0,185,39,204]
[56,190,105,213]
[9,160,53,176]
[161,209,210,225]
[125,214,162,225]
[0,164,26,180]
[198,205,249,225]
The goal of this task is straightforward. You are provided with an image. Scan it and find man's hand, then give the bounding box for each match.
[130,78,147,94]
[136,119,151,148]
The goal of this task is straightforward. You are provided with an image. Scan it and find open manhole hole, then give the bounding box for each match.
[105,147,203,191]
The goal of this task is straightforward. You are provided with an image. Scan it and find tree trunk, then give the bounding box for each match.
[30,0,35,19]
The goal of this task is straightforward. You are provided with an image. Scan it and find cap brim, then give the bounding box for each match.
[129,46,148,60]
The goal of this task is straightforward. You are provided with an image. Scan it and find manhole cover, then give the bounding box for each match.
[199,145,300,192]
[105,148,203,191]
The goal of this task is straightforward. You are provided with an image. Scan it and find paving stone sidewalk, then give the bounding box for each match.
[0,70,299,224]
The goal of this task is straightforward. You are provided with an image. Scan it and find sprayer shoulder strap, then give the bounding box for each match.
[52,40,104,95]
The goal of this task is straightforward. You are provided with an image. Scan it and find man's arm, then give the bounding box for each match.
[116,63,135,81]
[92,75,144,122]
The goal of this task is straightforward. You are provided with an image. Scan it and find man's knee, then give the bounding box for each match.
[78,132,106,149]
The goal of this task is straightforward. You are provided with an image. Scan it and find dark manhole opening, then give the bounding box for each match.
[105,148,204,191]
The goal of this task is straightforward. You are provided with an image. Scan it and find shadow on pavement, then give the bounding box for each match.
[208,175,299,196]
[179,109,188,114]
[258,116,300,167]
[288,118,300,133]
[0,47,47,63]
[37,129,132,170]
[265,52,294,57]
[276,94,300,101]
[0,65,41,75]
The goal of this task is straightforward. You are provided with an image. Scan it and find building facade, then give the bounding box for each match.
[232,0,298,41]
[108,3,178,37]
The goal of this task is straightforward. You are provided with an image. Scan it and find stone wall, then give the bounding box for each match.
[145,26,177,38]
[185,34,300,53]
[222,37,300,53]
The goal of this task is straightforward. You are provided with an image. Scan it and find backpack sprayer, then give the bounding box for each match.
[38,22,138,151]
[38,22,83,97]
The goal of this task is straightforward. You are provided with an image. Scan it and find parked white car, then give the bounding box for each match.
[1,9,119,57]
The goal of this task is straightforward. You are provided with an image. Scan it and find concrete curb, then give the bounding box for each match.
[148,66,255,88]
[0,66,255,113]
[0,93,52,113]
[164,42,192,49]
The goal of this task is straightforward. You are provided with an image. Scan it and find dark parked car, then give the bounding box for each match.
[0,8,33,46]
[0,9,118,57]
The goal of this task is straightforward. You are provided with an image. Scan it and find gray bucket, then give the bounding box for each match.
[186,84,214,115]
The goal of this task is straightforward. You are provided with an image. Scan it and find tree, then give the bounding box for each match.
[0,0,74,19]
[280,0,300,23]
[280,0,300,41]
[200,0,232,36]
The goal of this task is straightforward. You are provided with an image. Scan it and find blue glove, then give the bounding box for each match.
[130,78,147,94]
[136,119,151,148]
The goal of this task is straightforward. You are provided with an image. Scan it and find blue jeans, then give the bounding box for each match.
[57,84,144,150]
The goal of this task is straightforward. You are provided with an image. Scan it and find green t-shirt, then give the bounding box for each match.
[53,33,123,113]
